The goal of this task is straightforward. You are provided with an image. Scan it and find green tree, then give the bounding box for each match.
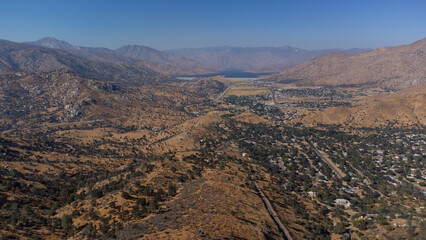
[168,183,177,196]
[333,221,348,234]
[148,198,158,211]
[121,191,132,200]
[61,214,73,230]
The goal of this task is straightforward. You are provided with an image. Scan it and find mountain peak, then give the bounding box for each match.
[39,36,60,41]
[28,37,78,50]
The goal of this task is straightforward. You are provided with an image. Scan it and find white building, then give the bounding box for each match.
[335,199,351,209]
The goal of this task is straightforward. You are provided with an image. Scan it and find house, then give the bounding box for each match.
[391,219,408,227]
[335,199,351,209]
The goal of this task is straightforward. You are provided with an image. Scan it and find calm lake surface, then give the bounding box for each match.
[176,71,276,80]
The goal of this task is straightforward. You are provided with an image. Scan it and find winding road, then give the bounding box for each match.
[269,88,277,105]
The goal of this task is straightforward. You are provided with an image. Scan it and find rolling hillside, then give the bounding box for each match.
[269,38,426,90]
[300,85,426,128]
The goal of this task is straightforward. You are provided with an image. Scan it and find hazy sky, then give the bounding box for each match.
[0,0,425,50]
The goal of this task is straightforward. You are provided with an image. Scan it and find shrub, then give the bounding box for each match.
[61,214,73,230]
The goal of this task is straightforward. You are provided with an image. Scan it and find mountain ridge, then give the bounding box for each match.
[25,37,369,74]
[0,39,171,85]
[268,38,426,90]
[26,37,217,76]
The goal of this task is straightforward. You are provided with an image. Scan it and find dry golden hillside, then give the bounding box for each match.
[269,38,426,90]
[300,85,426,128]
[232,112,272,125]
[0,71,204,131]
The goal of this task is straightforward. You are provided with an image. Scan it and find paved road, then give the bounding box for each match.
[308,141,347,178]
[269,88,277,105]
[213,87,231,101]
[308,141,387,198]
[346,161,372,184]
[390,170,426,193]
[254,182,293,240]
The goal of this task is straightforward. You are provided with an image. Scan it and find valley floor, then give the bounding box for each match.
[0,78,425,240]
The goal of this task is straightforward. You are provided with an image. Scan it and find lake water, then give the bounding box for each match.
[176,76,261,81]
[176,71,276,80]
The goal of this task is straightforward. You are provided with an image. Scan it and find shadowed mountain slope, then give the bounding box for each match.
[0,39,171,84]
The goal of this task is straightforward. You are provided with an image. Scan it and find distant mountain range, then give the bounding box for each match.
[168,46,367,73]
[0,39,171,85]
[0,40,423,120]
[269,38,426,90]
[24,37,369,75]
[2,37,423,90]
[26,37,216,76]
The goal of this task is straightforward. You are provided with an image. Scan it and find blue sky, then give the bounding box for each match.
[0,0,425,50]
